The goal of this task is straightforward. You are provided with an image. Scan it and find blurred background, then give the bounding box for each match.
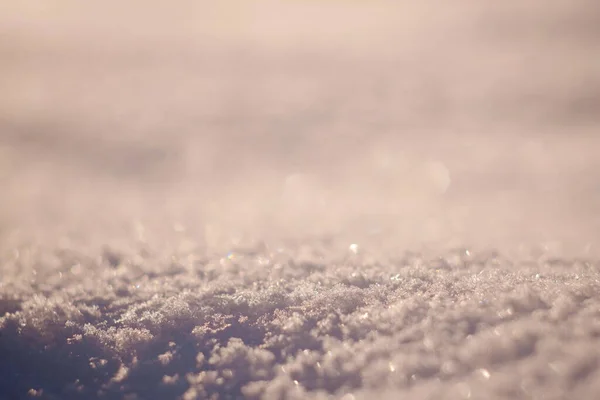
[1,0,599,256]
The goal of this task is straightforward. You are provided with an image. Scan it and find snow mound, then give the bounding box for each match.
[1,243,600,399]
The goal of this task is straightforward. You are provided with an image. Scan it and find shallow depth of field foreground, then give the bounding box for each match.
[1,1,600,399]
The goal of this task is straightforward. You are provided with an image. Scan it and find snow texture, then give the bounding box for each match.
[2,1,600,399]
[1,242,600,400]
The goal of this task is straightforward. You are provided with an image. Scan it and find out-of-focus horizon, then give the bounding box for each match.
[1,0,600,256]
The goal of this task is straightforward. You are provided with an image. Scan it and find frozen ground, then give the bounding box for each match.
[1,1,600,399]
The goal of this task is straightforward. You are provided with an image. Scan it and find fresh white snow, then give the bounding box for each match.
[1,1,600,399]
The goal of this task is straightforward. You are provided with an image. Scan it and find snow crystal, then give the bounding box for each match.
[2,237,600,399]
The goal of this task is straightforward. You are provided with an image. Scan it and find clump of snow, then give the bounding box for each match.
[1,239,600,399]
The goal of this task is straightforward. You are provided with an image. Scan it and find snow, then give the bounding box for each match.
[2,1,600,399]
[2,241,600,399]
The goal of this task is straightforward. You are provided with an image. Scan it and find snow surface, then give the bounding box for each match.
[2,240,600,400]
[2,1,600,399]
